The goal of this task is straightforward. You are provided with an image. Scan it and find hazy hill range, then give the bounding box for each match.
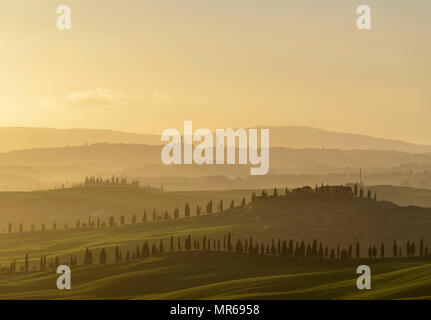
[266,125,431,153]
[0,127,161,153]
[1,126,431,153]
[2,143,431,190]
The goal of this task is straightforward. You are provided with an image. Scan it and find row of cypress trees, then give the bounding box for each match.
[4,234,429,274]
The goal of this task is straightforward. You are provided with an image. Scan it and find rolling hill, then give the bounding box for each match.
[1,126,431,153]
[1,188,431,267]
[1,252,431,300]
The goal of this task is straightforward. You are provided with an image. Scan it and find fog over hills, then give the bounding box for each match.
[2,143,431,191]
[1,126,431,153]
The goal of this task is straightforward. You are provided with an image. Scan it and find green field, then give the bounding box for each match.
[2,190,431,267]
[1,252,431,300]
[1,187,431,300]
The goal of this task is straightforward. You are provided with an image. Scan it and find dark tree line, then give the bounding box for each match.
[4,234,429,275]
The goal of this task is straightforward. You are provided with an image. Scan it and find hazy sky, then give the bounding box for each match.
[1,0,430,143]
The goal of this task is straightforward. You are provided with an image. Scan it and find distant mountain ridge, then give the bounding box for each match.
[0,126,430,154]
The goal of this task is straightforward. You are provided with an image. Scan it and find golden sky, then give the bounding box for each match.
[1,0,430,143]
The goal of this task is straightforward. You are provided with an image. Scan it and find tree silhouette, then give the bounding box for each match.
[227,233,232,251]
[355,242,360,259]
[159,239,164,253]
[235,239,243,254]
[185,203,190,218]
[115,246,120,262]
[318,243,324,259]
[393,241,397,257]
[139,243,147,258]
[99,248,107,264]
[84,248,93,265]
[177,236,182,252]
[312,239,317,258]
[25,253,29,272]
[372,246,377,258]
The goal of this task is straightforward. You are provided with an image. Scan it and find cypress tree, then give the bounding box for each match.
[306,244,311,258]
[355,242,360,259]
[407,241,410,257]
[159,239,164,253]
[281,240,288,257]
[312,239,317,258]
[271,239,276,255]
[372,246,377,258]
[227,233,232,251]
[141,243,149,257]
[393,241,397,257]
[235,239,243,254]
[25,253,29,272]
[318,243,324,259]
[288,239,294,257]
[99,248,107,264]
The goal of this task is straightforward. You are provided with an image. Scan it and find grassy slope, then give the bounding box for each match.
[2,191,431,267]
[0,186,255,228]
[2,184,431,229]
[1,252,431,300]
